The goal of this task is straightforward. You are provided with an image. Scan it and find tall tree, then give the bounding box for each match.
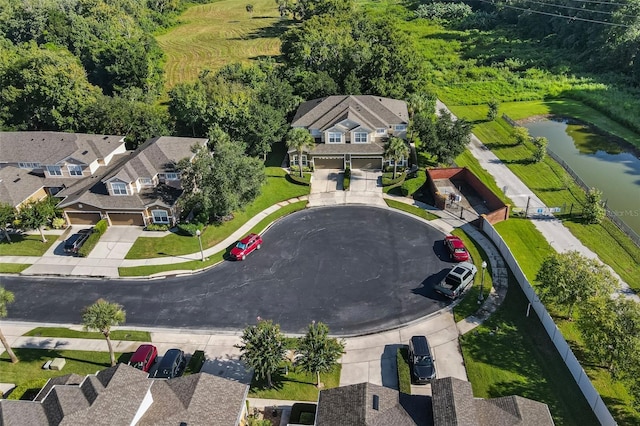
[296,321,345,388]
[583,187,605,225]
[82,299,126,367]
[577,296,640,377]
[512,126,531,145]
[286,128,316,178]
[486,100,499,121]
[531,136,548,163]
[19,197,57,243]
[535,251,618,319]
[0,203,16,243]
[236,318,286,388]
[0,286,19,363]
[419,109,471,164]
[384,137,409,179]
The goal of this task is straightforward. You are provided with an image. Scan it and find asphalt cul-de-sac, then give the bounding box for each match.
[4,206,454,335]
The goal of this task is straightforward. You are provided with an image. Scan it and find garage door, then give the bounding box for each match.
[66,212,101,225]
[108,212,145,226]
[314,157,344,169]
[352,158,383,170]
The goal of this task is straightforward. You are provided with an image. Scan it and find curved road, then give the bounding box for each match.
[3,206,455,335]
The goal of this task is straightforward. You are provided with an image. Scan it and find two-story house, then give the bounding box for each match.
[57,136,207,226]
[289,95,409,170]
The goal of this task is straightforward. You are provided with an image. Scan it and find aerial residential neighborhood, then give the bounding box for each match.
[1,0,640,425]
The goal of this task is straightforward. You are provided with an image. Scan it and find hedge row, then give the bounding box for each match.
[397,347,412,394]
[77,219,108,257]
[343,167,351,191]
[382,172,406,187]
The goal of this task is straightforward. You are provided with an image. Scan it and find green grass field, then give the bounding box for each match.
[156,0,288,88]
[0,234,58,256]
[23,327,151,342]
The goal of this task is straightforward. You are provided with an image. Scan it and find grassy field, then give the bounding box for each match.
[23,327,150,342]
[0,234,58,256]
[156,0,288,89]
[248,365,341,401]
[125,167,309,259]
[0,263,30,273]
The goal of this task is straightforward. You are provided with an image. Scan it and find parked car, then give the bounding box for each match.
[409,335,436,384]
[444,235,470,262]
[128,344,158,373]
[63,228,93,254]
[153,349,186,379]
[230,233,263,260]
[434,262,478,299]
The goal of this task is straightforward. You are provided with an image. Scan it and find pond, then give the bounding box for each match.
[523,119,640,235]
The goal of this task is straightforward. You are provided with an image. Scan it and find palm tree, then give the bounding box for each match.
[384,137,409,179]
[0,287,19,363]
[235,318,286,388]
[286,128,315,178]
[82,299,126,366]
[296,321,345,388]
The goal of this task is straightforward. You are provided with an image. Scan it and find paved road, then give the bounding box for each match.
[2,206,455,335]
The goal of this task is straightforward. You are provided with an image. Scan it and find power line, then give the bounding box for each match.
[477,0,631,26]
[516,0,637,18]
[564,0,629,6]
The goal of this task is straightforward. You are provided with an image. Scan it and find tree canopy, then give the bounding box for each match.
[296,321,345,388]
[236,318,286,388]
[82,299,126,367]
[0,286,19,363]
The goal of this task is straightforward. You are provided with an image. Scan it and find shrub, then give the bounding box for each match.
[414,2,472,22]
[401,170,426,196]
[288,173,311,186]
[343,167,351,191]
[6,377,49,400]
[185,350,206,375]
[51,217,66,229]
[177,222,204,236]
[145,223,169,231]
[77,232,101,257]
[290,165,313,174]
[94,219,108,235]
[382,173,406,187]
[397,347,412,394]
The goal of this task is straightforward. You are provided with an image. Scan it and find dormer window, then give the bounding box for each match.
[47,166,62,176]
[353,132,368,143]
[394,124,407,131]
[376,129,386,135]
[165,172,178,180]
[139,177,153,186]
[328,132,342,144]
[111,182,128,195]
[68,165,83,176]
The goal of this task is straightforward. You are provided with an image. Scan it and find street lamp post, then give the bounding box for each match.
[196,229,204,261]
[478,260,487,303]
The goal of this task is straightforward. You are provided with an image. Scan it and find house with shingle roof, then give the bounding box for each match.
[0,132,207,226]
[289,95,409,170]
[0,363,249,426]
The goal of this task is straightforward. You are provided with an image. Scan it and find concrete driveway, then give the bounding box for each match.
[87,226,143,259]
[311,169,343,193]
[309,169,385,207]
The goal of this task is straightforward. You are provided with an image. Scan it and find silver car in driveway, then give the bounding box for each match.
[434,262,477,299]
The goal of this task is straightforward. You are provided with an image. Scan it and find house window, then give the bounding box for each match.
[68,165,83,176]
[165,172,178,180]
[394,124,407,131]
[139,177,153,186]
[152,210,169,224]
[111,182,128,195]
[47,166,62,176]
[18,162,40,169]
[328,132,342,144]
[376,128,386,135]
[292,155,308,166]
[353,132,368,143]
[388,157,406,166]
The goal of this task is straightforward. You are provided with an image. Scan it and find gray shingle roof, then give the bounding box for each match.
[431,377,554,426]
[316,382,418,426]
[0,166,47,207]
[0,364,248,426]
[292,96,409,131]
[0,132,125,166]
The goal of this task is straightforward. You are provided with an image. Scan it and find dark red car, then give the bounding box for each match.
[230,233,263,260]
[444,235,470,262]
[128,344,158,372]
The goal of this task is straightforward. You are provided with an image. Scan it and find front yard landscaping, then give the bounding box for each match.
[0,234,58,256]
[248,365,341,402]
[125,167,309,260]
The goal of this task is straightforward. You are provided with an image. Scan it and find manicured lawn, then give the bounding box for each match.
[0,348,124,400]
[119,200,307,276]
[125,168,309,259]
[248,365,341,401]
[156,0,289,89]
[460,282,599,426]
[384,199,439,221]
[23,327,151,342]
[0,234,58,256]
[451,228,494,323]
[0,263,30,273]
[397,347,411,394]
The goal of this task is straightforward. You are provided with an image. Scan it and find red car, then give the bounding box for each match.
[444,235,470,262]
[128,344,158,372]
[230,233,263,260]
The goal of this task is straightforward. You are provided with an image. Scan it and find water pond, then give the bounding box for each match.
[523,119,640,234]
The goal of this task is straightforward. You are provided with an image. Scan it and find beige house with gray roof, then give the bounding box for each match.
[0,363,249,425]
[0,132,207,226]
[290,95,409,170]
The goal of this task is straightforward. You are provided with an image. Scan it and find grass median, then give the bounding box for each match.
[119,200,307,276]
[23,327,150,342]
[0,263,30,274]
[125,168,309,260]
[384,199,439,221]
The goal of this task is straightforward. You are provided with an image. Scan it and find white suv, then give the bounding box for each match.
[434,262,478,299]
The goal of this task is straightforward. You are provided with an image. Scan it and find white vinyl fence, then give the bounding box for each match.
[481,217,616,426]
